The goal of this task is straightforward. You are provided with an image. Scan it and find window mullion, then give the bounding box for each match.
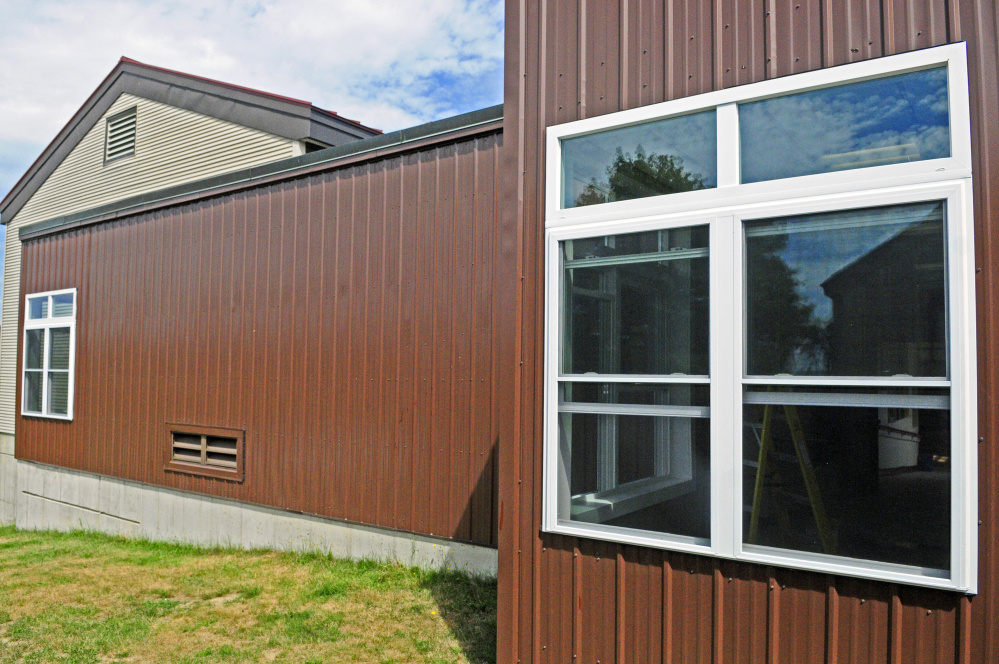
[716,104,740,188]
[41,327,50,416]
[710,215,738,557]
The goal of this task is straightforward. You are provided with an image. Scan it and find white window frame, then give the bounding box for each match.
[542,43,977,593]
[22,287,77,421]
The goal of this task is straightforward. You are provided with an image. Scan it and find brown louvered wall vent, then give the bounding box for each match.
[165,423,244,481]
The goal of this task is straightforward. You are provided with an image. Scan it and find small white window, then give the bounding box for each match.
[22,288,77,420]
[543,44,977,592]
[104,106,137,163]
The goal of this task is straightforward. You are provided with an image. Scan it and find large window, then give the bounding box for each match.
[22,288,77,420]
[544,44,976,592]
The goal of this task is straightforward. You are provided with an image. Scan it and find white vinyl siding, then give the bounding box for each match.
[0,93,301,435]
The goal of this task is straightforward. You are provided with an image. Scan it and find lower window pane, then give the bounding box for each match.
[743,397,950,570]
[559,388,710,540]
[25,329,43,370]
[24,371,42,413]
[48,372,69,416]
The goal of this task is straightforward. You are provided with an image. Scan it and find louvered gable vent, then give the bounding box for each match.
[104,107,137,162]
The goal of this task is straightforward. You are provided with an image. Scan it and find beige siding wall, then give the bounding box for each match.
[0,93,301,435]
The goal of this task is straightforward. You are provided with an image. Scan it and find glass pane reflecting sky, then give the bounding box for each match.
[740,67,950,183]
[561,111,717,208]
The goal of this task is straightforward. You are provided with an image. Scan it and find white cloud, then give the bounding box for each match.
[0,0,504,202]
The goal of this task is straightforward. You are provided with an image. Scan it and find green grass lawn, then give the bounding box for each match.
[0,526,496,664]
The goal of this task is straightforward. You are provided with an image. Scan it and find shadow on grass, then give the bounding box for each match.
[418,569,497,664]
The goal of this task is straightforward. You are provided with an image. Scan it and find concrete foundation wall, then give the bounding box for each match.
[0,434,15,524]
[9,458,497,576]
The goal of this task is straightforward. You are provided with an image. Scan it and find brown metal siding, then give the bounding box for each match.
[500,0,999,662]
[17,129,503,548]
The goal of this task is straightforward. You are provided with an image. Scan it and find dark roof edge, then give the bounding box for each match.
[19,105,503,242]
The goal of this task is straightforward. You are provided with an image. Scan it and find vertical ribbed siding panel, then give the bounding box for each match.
[822,0,883,65]
[414,152,435,536]
[304,175,325,518]
[957,0,999,661]
[362,161,385,529]
[17,128,503,549]
[666,0,715,99]
[473,134,499,547]
[501,0,999,662]
[453,141,473,543]
[396,154,419,534]
[767,0,824,76]
[882,0,949,55]
[718,0,767,88]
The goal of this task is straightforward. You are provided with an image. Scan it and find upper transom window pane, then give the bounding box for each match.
[51,293,74,318]
[561,110,717,209]
[739,67,950,184]
[27,297,48,320]
[562,226,709,375]
[745,201,946,378]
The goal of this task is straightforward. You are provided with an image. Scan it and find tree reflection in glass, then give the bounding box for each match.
[574,147,708,207]
[561,110,717,209]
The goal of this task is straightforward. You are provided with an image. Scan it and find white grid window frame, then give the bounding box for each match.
[22,287,77,421]
[542,43,977,593]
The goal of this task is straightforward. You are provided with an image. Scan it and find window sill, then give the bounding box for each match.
[20,412,73,422]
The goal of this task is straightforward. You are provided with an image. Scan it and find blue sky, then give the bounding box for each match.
[0,0,505,289]
[740,67,949,183]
